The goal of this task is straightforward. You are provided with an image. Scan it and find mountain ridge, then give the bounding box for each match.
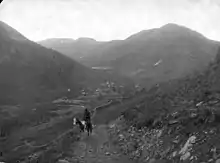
[39,23,219,88]
[0,21,109,105]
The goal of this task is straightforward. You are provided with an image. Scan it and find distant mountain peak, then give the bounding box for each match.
[161,23,183,28]
[160,23,207,39]
[58,38,75,43]
[76,37,97,42]
[40,38,75,43]
[160,23,192,31]
[126,23,196,41]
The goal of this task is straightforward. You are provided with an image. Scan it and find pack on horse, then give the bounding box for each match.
[73,108,93,136]
[73,117,86,133]
[83,108,93,136]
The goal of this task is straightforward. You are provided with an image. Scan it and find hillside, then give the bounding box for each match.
[5,42,220,163]
[110,24,219,84]
[111,46,220,163]
[38,24,219,88]
[16,47,220,163]
[38,38,104,61]
[0,21,108,106]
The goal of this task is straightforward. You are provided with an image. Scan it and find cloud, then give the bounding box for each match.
[0,0,220,41]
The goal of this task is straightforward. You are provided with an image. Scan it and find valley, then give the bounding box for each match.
[1,20,220,163]
[0,79,143,163]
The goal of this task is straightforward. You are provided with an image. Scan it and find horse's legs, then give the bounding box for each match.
[89,123,92,134]
[87,126,91,136]
[90,125,93,134]
[87,126,90,136]
[88,124,92,136]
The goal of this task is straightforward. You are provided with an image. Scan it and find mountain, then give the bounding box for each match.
[0,21,109,106]
[38,24,219,88]
[38,38,104,61]
[114,45,220,163]
[107,24,219,85]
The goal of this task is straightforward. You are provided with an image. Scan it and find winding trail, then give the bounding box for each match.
[68,96,148,163]
[71,124,134,163]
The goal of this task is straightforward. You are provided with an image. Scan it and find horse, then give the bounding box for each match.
[85,120,93,136]
[73,117,86,133]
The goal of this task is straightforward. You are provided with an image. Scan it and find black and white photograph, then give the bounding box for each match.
[1,0,220,162]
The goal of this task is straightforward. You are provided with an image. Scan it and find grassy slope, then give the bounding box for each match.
[0,21,108,105]
[1,97,84,161]
[0,84,138,162]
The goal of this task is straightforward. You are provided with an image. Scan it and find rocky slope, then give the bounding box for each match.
[106,46,220,163]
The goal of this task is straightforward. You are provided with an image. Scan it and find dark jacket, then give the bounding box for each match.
[83,109,91,122]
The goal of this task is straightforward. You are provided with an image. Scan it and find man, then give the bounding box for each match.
[83,108,91,123]
[83,108,93,135]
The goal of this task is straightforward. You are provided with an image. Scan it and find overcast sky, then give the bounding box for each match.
[0,0,220,41]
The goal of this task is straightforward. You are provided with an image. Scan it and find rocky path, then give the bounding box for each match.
[56,95,148,163]
[59,124,134,163]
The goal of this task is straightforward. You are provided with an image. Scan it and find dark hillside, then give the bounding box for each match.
[0,21,106,105]
[115,46,220,162]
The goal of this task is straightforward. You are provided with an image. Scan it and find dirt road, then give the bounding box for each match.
[59,95,147,163]
[70,124,134,163]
